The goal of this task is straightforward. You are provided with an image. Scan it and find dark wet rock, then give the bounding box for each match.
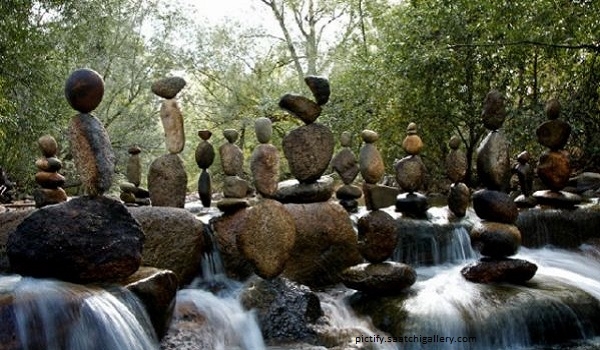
[476,130,510,191]
[331,148,359,185]
[514,150,534,197]
[64,68,104,113]
[532,189,581,209]
[273,176,334,204]
[362,183,399,210]
[536,150,571,191]
[283,123,334,183]
[0,209,33,273]
[536,119,571,151]
[35,157,62,172]
[470,221,521,258]
[481,89,506,130]
[395,155,427,193]
[148,153,187,208]
[339,199,359,213]
[129,206,206,286]
[279,94,322,124]
[195,138,215,169]
[7,196,144,283]
[251,143,280,197]
[240,276,323,344]
[283,201,362,287]
[448,182,470,218]
[304,75,330,105]
[237,199,296,279]
[335,184,362,200]
[341,262,417,295]
[69,113,115,196]
[472,189,519,224]
[545,98,561,119]
[395,192,429,218]
[568,172,600,194]
[514,194,537,208]
[461,258,537,283]
[357,210,398,263]
[216,198,249,214]
[126,151,142,187]
[151,76,186,99]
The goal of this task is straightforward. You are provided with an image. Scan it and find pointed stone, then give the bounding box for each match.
[304,75,330,105]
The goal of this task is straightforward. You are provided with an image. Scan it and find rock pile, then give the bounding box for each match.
[217,129,251,213]
[331,131,362,212]
[195,130,215,208]
[395,122,428,218]
[33,135,67,207]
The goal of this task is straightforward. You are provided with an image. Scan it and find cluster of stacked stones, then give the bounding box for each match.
[33,135,67,208]
[359,130,399,210]
[532,98,581,208]
[250,117,280,199]
[148,77,188,208]
[395,122,429,217]
[445,136,470,217]
[462,90,537,283]
[119,145,150,206]
[195,130,215,208]
[218,129,251,209]
[331,131,362,212]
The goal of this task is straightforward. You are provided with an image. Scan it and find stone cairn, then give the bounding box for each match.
[462,90,537,284]
[148,76,188,208]
[33,135,67,208]
[331,131,362,212]
[250,117,280,199]
[7,68,144,283]
[445,135,470,217]
[395,122,429,218]
[274,76,335,203]
[120,145,150,206]
[532,98,581,208]
[359,130,399,210]
[195,130,215,209]
[218,129,251,213]
[513,150,536,208]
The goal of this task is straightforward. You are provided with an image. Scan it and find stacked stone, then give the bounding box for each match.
[33,135,67,208]
[147,77,188,208]
[513,150,536,208]
[218,129,251,213]
[250,117,280,199]
[532,99,581,208]
[120,145,150,206]
[462,90,537,284]
[331,131,362,212]
[274,76,335,203]
[359,130,399,210]
[195,130,215,209]
[395,123,429,218]
[445,136,470,217]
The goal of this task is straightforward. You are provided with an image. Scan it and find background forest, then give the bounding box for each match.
[1,0,599,196]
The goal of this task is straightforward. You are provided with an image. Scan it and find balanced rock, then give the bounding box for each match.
[160,99,185,154]
[357,210,398,263]
[273,176,334,204]
[362,183,399,210]
[223,176,249,198]
[255,117,273,144]
[446,136,467,183]
[210,209,255,280]
[514,150,534,197]
[341,262,416,295]
[448,182,470,218]
[532,189,581,208]
[336,184,362,200]
[151,76,186,99]
[198,170,211,208]
[38,135,58,158]
[461,258,537,284]
[33,188,68,207]
[359,130,385,184]
[69,113,115,196]
[472,189,519,224]
[304,75,330,105]
[481,89,506,130]
[279,94,322,124]
[251,143,280,197]
[148,153,188,208]
[331,148,360,185]
[536,150,571,191]
[536,119,571,151]
[395,155,427,193]
[7,196,144,283]
[237,199,296,279]
[216,198,250,214]
[282,123,334,183]
[64,68,104,113]
[194,130,215,169]
[395,192,429,218]
[34,171,65,188]
[35,157,62,172]
[470,221,521,258]
[402,123,423,155]
[126,146,142,186]
[219,131,244,176]
[476,131,510,191]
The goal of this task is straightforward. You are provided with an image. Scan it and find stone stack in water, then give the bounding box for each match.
[461,90,537,284]
[359,130,399,210]
[250,117,280,199]
[148,76,188,208]
[395,122,428,218]
[7,68,144,283]
[275,76,335,203]
[331,131,362,212]
[513,150,536,208]
[33,135,67,208]
[445,136,470,217]
[532,99,581,208]
[120,145,150,206]
[218,129,251,212]
[195,130,215,209]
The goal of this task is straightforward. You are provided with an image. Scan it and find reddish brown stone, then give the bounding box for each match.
[250,143,280,197]
[481,89,506,130]
[357,210,398,263]
[536,119,571,151]
[537,150,571,191]
[279,94,322,124]
[359,143,385,184]
[38,135,58,158]
[64,68,104,113]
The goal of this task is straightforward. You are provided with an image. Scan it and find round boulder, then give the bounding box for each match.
[469,221,521,258]
[357,210,398,263]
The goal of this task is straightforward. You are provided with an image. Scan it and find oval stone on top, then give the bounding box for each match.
[282,123,334,183]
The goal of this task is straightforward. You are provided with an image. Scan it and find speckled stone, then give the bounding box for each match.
[357,210,398,263]
[151,76,186,99]
[251,143,280,197]
[282,123,334,183]
[255,117,273,144]
[395,155,427,193]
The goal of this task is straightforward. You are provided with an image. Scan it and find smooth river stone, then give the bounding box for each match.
[536,119,571,151]
[395,155,427,193]
[279,94,322,124]
[341,262,417,295]
[481,89,506,130]
[273,176,335,204]
[126,153,142,187]
[35,157,62,172]
[472,189,519,224]
[461,258,537,284]
[236,199,296,279]
[69,113,115,196]
[536,150,571,191]
[34,172,65,188]
[331,148,359,185]
[446,148,467,183]
[195,140,215,169]
[359,143,384,184]
[255,117,273,143]
[251,143,280,197]
[198,169,211,207]
[147,153,187,208]
[160,99,185,154]
[283,123,334,183]
[357,210,398,263]
[64,68,104,113]
[470,221,521,258]
[38,135,58,158]
[219,142,244,176]
[151,76,186,99]
[476,130,510,191]
[304,75,330,105]
[223,176,248,198]
[402,134,423,156]
[448,182,470,218]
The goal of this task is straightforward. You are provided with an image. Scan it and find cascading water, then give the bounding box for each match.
[0,275,158,350]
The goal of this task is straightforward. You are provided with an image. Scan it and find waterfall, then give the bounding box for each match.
[2,275,158,350]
